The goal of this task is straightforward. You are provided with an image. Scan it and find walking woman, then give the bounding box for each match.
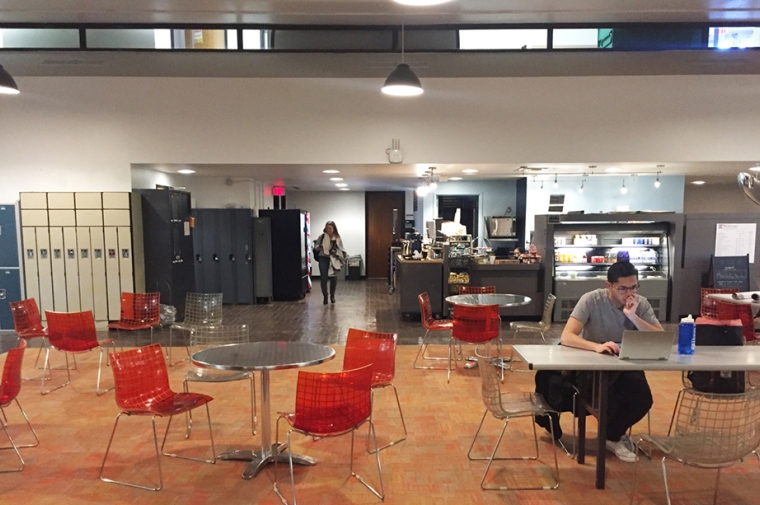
[313,221,347,304]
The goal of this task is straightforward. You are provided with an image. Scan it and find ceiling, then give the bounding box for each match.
[5,1,760,190]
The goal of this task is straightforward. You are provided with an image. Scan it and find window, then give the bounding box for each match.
[553,28,611,49]
[0,28,79,49]
[709,27,760,48]
[459,29,548,50]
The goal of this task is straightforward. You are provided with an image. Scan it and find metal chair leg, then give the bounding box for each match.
[40,349,72,395]
[100,413,164,491]
[273,424,296,505]
[413,329,457,369]
[250,373,258,435]
[0,400,40,449]
[167,327,190,367]
[0,417,24,473]
[161,404,216,464]
[366,384,407,454]
[96,346,115,396]
[351,421,385,500]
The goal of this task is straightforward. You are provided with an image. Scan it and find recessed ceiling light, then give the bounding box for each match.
[462,169,479,174]
[322,169,340,174]
[394,0,452,5]
[448,177,463,181]
[605,167,622,173]
[339,188,350,191]
[692,180,706,185]
[177,169,195,174]
[329,177,344,181]
[335,183,348,187]
[750,163,760,172]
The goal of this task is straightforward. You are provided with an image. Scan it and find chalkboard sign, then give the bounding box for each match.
[710,255,750,290]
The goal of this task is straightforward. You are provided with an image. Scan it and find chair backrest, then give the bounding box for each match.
[700,288,739,319]
[0,339,27,406]
[183,292,223,326]
[477,356,505,419]
[452,304,500,344]
[417,292,437,329]
[539,294,557,331]
[45,310,100,352]
[343,328,397,386]
[189,324,249,350]
[459,285,496,295]
[292,364,373,435]
[119,292,161,326]
[9,298,45,336]
[110,344,174,411]
[670,389,760,466]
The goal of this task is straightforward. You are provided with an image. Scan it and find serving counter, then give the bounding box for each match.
[396,256,444,320]
[468,262,544,317]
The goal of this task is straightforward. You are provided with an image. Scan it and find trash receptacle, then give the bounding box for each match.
[347,255,362,281]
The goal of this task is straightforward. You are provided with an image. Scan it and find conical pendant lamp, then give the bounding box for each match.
[0,64,20,95]
[382,24,423,96]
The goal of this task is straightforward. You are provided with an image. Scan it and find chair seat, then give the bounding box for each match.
[17,328,47,339]
[172,322,215,331]
[634,432,743,467]
[109,321,154,331]
[124,392,213,417]
[51,337,114,353]
[510,321,545,332]
[185,368,251,383]
[372,373,394,386]
[492,392,555,419]
[424,319,453,331]
[283,409,364,437]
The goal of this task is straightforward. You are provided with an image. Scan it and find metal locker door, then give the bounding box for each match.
[90,227,108,322]
[35,227,54,318]
[117,226,134,294]
[62,227,80,312]
[202,210,221,293]
[0,269,22,329]
[76,227,94,314]
[21,228,39,306]
[218,210,236,304]
[0,205,20,267]
[191,210,204,293]
[48,227,68,312]
[104,227,122,321]
[234,210,254,304]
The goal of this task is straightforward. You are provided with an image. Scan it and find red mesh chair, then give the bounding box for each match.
[459,285,496,295]
[414,292,459,370]
[0,339,31,473]
[450,304,502,383]
[43,311,115,396]
[10,298,48,373]
[108,292,161,347]
[700,288,739,319]
[716,301,758,343]
[273,365,383,504]
[99,344,216,491]
[344,328,406,453]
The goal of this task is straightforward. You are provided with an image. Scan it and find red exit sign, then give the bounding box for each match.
[272,186,285,197]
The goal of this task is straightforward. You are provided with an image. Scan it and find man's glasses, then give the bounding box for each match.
[613,284,640,293]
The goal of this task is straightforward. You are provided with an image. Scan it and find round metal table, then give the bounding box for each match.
[192,341,336,480]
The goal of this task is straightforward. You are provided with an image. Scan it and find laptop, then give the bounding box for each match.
[617,331,676,361]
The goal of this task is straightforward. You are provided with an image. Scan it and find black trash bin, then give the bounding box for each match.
[347,255,362,280]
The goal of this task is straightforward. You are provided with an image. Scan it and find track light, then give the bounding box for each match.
[0,64,20,95]
[382,24,423,97]
[654,171,661,188]
[621,179,628,195]
[553,174,558,189]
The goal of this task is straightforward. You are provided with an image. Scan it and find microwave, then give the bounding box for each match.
[487,217,515,238]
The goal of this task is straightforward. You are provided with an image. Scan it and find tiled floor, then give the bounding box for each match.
[3,280,758,504]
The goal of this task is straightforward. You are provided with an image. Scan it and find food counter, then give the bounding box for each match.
[396,256,443,320]
[468,263,544,317]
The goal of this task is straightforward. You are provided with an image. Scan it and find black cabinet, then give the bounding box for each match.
[137,189,195,320]
[259,209,309,301]
[192,209,254,304]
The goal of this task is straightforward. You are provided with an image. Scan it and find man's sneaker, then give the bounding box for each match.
[606,438,637,463]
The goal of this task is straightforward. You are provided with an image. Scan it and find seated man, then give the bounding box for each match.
[560,260,663,462]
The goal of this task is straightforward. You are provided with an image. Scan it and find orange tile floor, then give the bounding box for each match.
[0,344,758,505]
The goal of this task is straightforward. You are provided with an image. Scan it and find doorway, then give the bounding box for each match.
[366,192,405,279]
[437,195,479,238]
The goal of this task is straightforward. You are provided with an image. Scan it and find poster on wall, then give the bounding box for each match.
[715,223,757,263]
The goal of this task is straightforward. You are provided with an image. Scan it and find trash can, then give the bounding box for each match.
[348,255,362,281]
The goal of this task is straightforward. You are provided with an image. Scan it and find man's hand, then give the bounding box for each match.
[595,341,620,355]
[623,295,638,320]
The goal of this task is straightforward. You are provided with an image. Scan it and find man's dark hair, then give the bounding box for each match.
[607,261,638,283]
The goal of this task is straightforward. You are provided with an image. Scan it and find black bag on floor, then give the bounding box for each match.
[686,318,745,394]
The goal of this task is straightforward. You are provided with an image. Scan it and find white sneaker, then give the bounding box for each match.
[606,438,637,463]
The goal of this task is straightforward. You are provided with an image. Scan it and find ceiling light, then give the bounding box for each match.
[692,180,706,185]
[540,180,544,190]
[654,171,661,188]
[335,183,348,187]
[394,0,452,5]
[0,64,20,95]
[553,174,558,189]
[415,185,430,197]
[382,24,423,97]
[329,177,343,181]
[621,180,628,194]
[578,179,585,193]
[448,176,463,181]
[177,169,195,174]
[322,169,340,174]
[429,182,438,190]
[605,167,622,173]
[750,163,760,172]
[462,169,478,174]
[339,188,350,191]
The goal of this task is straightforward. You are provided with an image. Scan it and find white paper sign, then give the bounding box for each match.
[184,221,190,236]
[715,223,757,263]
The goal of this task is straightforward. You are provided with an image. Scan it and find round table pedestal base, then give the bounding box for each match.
[219,444,317,480]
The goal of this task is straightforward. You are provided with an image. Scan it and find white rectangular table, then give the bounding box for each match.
[512,344,760,490]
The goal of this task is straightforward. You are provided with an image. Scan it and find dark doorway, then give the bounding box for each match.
[366,192,405,279]
[437,195,479,238]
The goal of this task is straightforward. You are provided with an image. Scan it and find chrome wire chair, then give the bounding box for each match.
[630,388,760,505]
[0,339,30,473]
[168,293,223,366]
[108,292,161,350]
[507,294,556,371]
[413,292,459,370]
[467,355,560,491]
[183,324,256,437]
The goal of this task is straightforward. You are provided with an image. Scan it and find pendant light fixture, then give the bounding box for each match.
[553,174,558,189]
[654,171,661,188]
[0,64,20,95]
[578,177,585,193]
[621,179,628,195]
[382,24,423,96]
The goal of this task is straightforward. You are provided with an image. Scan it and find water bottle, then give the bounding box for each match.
[678,314,695,355]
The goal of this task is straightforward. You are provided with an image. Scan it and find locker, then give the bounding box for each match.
[47,193,75,209]
[90,227,108,322]
[0,268,22,329]
[103,209,130,226]
[35,227,54,318]
[49,209,76,227]
[62,227,80,312]
[201,210,221,293]
[191,209,206,293]
[102,192,130,209]
[75,192,103,209]
[0,205,19,268]
[76,227,94,314]
[21,209,48,227]
[104,227,121,320]
[76,209,103,226]
[117,226,134,294]
[234,210,254,304]
[49,227,68,311]
[21,228,40,307]
[19,192,47,209]
[252,217,273,299]
[218,210,236,303]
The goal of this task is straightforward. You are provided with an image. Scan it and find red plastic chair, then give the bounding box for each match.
[459,285,496,295]
[43,311,115,395]
[716,301,758,343]
[344,328,406,453]
[414,292,459,370]
[700,288,739,319]
[10,298,48,373]
[108,292,161,345]
[450,304,503,383]
[273,365,383,504]
[0,339,33,473]
[99,344,216,491]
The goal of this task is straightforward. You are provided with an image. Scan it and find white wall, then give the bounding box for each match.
[684,183,760,214]
[285,191,366,276]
